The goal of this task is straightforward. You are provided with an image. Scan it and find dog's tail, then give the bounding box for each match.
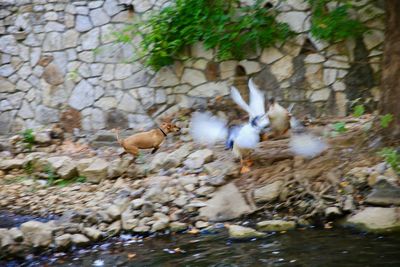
[113,128,125,148]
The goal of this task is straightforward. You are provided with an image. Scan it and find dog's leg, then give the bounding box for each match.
[151,146,159,154]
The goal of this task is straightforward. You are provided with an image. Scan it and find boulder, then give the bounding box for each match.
[163,144,192,169]
[345,207,400,233]
[228,225,266,240]
[365,180,400,206]
[20,221,54,248]
[54,234,72,249]
[0,159,26,170]
[71,234,90,246]
[107,158,130,178]
[133,225,150,233]
[46,156,78,179]
[253,180,283,203]
[0,229,13,249]
[82,227,102,241]
[256,220,296,232]
[199,182,253,221]
[8,228,23,242]
[169,222,188,232]
[81,158,109,183]
[151,220,169,232]
[184,149,214,169]
[204,160,237,186]
[107,220,121,236]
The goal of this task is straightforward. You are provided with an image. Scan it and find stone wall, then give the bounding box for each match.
[0,0,385,134]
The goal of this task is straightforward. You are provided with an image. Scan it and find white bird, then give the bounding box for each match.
[190,111,265,173]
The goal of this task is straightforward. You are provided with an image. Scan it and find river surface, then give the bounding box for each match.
[5,227,400,267]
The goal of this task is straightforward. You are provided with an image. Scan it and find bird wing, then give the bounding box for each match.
[190,112,228,146]
[230,86,252,116]
[248,78,265,117]
[234,124,260,149]
[289,133,327,158]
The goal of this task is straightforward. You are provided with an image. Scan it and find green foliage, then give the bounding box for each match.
[44,164,57,186]
[309,0,367,42]
[117,0,293,70]
[352,104,365,118]
[53,176,87,187]
[20,129,35,150]
[332,121,347,134]
[378,148,400,174]
[380,114,394,128]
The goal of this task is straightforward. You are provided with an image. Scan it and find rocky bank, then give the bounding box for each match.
[0,116,399,260]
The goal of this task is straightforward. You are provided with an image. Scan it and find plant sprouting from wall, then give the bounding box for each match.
[308,0,367,42]
[116,0,293,70]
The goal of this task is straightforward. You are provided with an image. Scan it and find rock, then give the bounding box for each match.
[365,180,400,206]
[195,186,215,196]
[311,88,331,102]
[270,55,294,82]
[34,132,52,144]
[46,156,78,180]
[36,105,59,124]
[107,158,130,178]
[195,221,209,229]
[325,207,342,218]
[277,11,309,33]
[253,180,283,203]
[133,225,150,233]
[184,149,214,169]
[69,80,95,111]
[54,234,72,249]
[107,220,121,236]
[76,15,93,32]
[204,160,236,186]
[256,220,296,232]
[151,220,169,232]
[228,225,266,240]
[199,182,253,222]
[0,78,16,93]
[188,82,229,98]
[8,228,23,242]
[169,222,188,232]
[81,158,109,183]
[345,207,400,233]
[343,196,355,212]
[181,69,207,86]
[163,144,192,169]
[0,229,13,249]
[121,209,139,230]
[77,158,95,173]
[20,221,54,248]
[71,234,90,246]
[82,227,102,241]
[106,204,123,220]
[90,8,110,27]
[43,63,64,85]
[0,159,26,170]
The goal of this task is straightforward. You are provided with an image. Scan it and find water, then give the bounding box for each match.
[9,228,400,267]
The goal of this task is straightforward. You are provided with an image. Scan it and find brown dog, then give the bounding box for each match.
[114,122,180,157]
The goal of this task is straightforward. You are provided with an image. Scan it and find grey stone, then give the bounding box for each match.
[43,32,63,51]
[181,69,207,86]
[71,234,90,246]
[199,182,253,221]
[118,93,143,113]
[0,35,18,55]
[184,149,214,169]
[0,64,15,77]
[277,11,310,33]
[16,79,31,91]
[90,8,110,26]
[76,15,93,32]
[123,70,150,89]
[228,225,266,240]
[64,29,79,48]
[81,28,100,50]
[114,64,132,80]
[365,180,400,206]
[169,222,188,232]
[345,207,400,233]
[189,82,229,98]
[69,80,95,110]
[36,105,59,124]
[81,158,110,183]
[104,0,122,16]
[55,234,72,249]
[256,220,296,232]
[254,180,283,203]
[0,100,13,112]
[20,221,54,248]
[45,21,65,32]
[0,159,27,170]
[0,78,16,93]
[149,67,179,87]
[18,101,34,119]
